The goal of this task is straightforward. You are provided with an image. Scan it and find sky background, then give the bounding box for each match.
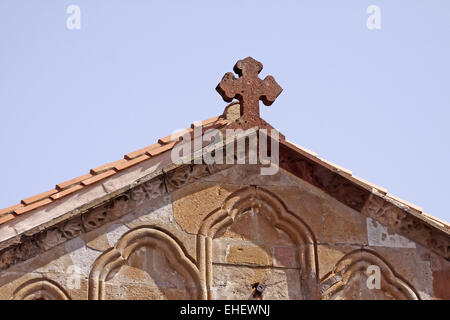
[0,1,449,221]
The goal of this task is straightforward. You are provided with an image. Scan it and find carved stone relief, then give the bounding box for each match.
[165,164,223,191]
[88,226,202,300]
[197,186,319,300]
[12,278,70,300]
[320,249,420,300]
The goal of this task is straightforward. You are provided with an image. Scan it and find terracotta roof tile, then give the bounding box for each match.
[387,194,423,213]
[15,198,53,215]
[81,169,116,186]
[421,212,450,229]
[21,189,58,205]
[0,203,23,216]
[51,185,84,200]
[56,173,93,190]
[158,128,193,145]
[191,116,222,128]
[0,213,15,225]
[285,141,319,157]
[115,154,150,171]
[214,119,229,127]
[148,141,177,157]
[319,158,353,176]
[124,143,161,160]
[91,159,127,174]
[349,176,388,195]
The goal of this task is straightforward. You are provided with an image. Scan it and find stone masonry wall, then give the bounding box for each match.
[0,164,448,300]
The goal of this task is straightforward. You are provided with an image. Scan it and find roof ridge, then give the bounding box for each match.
[1,108,448,235]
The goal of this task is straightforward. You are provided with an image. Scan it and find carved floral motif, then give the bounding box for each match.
[165,164,221,190]
[130,187,146,203]
[60,217,83,239]
[109,194,130,220]
[143,179,165,199]
[37,228,64,251]
[82,206,109,232]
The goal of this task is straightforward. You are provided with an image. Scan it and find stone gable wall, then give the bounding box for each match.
[0,164,448,300]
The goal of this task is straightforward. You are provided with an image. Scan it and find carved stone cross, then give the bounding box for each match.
[216,57,283,125]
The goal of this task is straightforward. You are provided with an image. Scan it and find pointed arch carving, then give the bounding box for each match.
[12,278,70,300]
[88,226,203,300]
[197,186,319,299]
[320,249,420,300]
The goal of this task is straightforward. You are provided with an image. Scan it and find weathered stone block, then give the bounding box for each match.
[430,251,450,299]
[272,246,297,268]
[262,185,324,243]
[212,265,302,299]
[172,182,241,234]
[322,198,367,245]
[365,246,433,299]
[317,244,363,279]
[203,164,302,187]
[226,245,271,266]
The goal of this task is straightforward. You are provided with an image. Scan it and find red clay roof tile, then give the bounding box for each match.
[148,141,177,157]
[158,128,193,145]
[215,119,228,126]
[0,213,15,225]
[124,143,161,160]
[421,212,450,229]
[81,169,116,186]
[388,194,423,213]
[51,185,84,200]
[0,203,23,216]
[191,116,221,128]
[56,173,93,190]
[91,159,127,174]
[21,189,58,205]
[115,154,150,171]
[15,198,53,215]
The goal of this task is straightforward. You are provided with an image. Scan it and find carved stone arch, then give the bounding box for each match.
[88,226,203,300]
[12,278,70,300]
[320,249,420,300]
[198,186,318,299]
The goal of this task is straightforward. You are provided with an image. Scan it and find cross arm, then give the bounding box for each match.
[260,76,283,106]
[216,72,243,103]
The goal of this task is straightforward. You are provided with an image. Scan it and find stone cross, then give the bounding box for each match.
[216,57,283,123]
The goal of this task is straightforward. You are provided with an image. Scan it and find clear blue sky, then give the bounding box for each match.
[1,1,449,221]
